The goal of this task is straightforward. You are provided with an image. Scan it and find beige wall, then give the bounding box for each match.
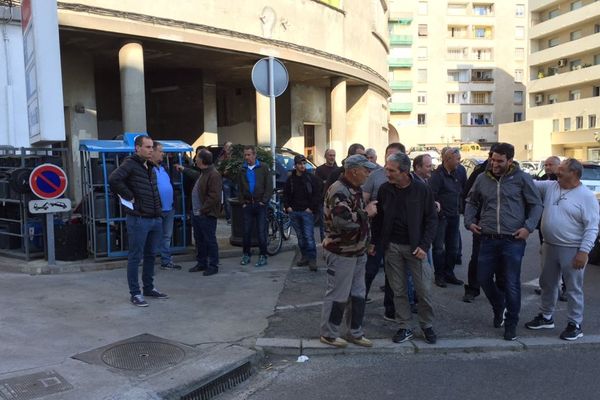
[499,119,553,161]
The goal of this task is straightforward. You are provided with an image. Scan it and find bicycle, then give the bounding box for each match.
[266,189,291,255]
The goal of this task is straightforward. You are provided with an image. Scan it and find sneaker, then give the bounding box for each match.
[319,336,348,348]
[560,322,583,341]
[240,255,251,265]
[392,328,414,343]
[383,313,397,323]
[493,308,506,328]
[255,255,267,267]
[160,262,182,271]
[423,327,437,344]
[130,294,148,307]
[296,258,309,267]
[188,264,206,272]
[525,313,555,330]
[445,276,464,286]
[202,268,218,276]
[434,277,447,288]
[346,335,373,347]
[143,288,169,299]
[504,325,517,341]
[308,259,317,271]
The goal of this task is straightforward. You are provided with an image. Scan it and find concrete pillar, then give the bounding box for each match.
[256,91,270,146]
[191,76,218,149]
[330,77,347,158]
[118,42,147,133]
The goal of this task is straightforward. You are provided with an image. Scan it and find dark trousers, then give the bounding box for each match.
[466,233,506,295]
[432,215,460,280]
[192,214,219,270]
[126,215,162,296]
[242,203,267,256]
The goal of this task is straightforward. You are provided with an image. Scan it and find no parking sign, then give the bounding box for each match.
[29,163,68,200]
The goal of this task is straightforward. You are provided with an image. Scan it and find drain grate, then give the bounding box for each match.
[0,370,73,400]
[101,341,186,370]
[180,362,252,400]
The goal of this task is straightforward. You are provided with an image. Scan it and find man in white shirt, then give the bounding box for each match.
[524,158,599,340]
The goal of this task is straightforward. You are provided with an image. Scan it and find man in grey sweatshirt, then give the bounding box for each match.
[524,158,599,341]
[464,143,543,341]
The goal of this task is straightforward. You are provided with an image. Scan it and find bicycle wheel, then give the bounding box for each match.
[281,213,292,240]
[266,213,283,256]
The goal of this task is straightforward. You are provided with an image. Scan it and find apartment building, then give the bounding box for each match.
[388,0,527,150]
[499,0,600,161]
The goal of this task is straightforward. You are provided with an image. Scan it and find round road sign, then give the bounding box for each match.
[29,163,68,200]
[251,57,289,97]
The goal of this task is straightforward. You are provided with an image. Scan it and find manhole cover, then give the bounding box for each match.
[0,370,73,400]
[101,341,186,371]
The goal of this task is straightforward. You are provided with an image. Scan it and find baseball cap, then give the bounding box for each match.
[344,154,378,170]
[294,155,307,164]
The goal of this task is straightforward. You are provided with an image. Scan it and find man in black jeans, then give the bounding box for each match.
[238,145,273,267]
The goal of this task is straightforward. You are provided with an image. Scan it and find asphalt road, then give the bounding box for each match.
[224,348,600,400]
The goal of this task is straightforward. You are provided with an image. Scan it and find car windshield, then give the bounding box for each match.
[582,165,600,180]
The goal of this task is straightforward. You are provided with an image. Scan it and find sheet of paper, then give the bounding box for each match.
[118,195,134,210]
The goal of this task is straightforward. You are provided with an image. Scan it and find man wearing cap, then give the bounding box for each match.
[283,155,322,271]
[319,154,378,348]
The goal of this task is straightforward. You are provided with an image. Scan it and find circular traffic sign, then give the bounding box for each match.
[251,57,289,97]
[29,163,68,200]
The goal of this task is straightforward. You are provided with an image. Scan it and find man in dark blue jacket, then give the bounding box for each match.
[109,135,168,307]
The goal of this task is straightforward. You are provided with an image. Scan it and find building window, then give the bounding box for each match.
[548,38,560,48]
[553,119,559,132]
[576,116,584,129]
[418,24,428,36]
[473,4,493,16]
[447,70,459,82]
[570,30,582,41]
[418,1,428,15]
[570,59,581,71]
[570,1,583,11]
[515,4,525,17]
[514,91,523,105]
[474,27,486,38]
[418,46,428,60]
[447,3,467,15]
[564,118,571,131]
[569,89,581,100]
[447,92,458,104]
[514,113,523,122]
[472,48,493,61]
[417,69,427,83]
[417,113,426,125]
[472,92,491,104]
[595,55,600,65]
[548,94,558,104]
[417,91,427,104]
[548,9,560,19]
[515,26,525,39]
[447,47,467,60]
[514,69,523,83]
[515,48,525,60]
[594,86,600,97]
[595,24,600,34]
[590,115,597,129]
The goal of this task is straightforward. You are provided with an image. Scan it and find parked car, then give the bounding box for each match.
[581,162,600,197]
[460,157,486,178]
[408,147,441,168]
[520,160,544,177]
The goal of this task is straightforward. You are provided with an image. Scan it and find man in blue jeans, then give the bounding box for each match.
[151,141,182,271]
[283,155,322,271]
[465,142,542,340]
[109,135,168,307]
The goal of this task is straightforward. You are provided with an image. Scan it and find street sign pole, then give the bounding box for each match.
[268,56,277,191]
[46,213,55,266]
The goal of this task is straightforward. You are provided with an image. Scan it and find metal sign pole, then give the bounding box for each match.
[46,212,55,266]
[268,56,277,191]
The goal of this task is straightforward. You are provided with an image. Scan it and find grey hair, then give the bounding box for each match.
[443,147,460,161]
[386,152,411,173]
[546,156,561,165]
[563,158,583,179]
[365,148,377,157]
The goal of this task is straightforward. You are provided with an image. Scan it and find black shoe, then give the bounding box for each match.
[493,308,506,328]
[525,313,555,330]
[410,303,418,314]
[365,297,373,304]
[143,288,169,299]
[130,294,148,307]
[462,292,477,303]
[296,258,309,267]
[202,268,218,276]
[446,276,464,286]
[379,285,386,292]
[435,277,447,288]
[534,287,542,295]
[189,264,207,272]
[504,325,517,341]
[392,328,414,343]
[560,322,583,341]
[423,327,437,344]
[308,259,318,271]
[160,262,182,270]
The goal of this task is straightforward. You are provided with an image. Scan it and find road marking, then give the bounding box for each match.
[276,301,323,311]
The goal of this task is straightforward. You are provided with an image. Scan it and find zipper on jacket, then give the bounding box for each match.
[496,178,501,234]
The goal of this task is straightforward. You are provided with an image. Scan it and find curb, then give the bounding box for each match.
[255,334,600,357]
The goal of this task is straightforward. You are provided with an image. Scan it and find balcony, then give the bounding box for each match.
[530,32,600,67]
[531,2,600,35]
[389,34,413,45]
[389,102,413,112]
[390,80,413,90]
[529,64,600,94]
[388,58,413,68]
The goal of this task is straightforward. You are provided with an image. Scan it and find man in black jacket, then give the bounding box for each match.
[371,152,438,344]
[283,155,322,271]
[109,135,168,307]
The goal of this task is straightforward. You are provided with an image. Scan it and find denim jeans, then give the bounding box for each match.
[289,210,317,261]
[222,178,236,221]
[192,214,219,269]
[242,203,267,256]
[477,237,526,328]
[126,215,162,296]
[159,209,175,266]
[432,214,460,280]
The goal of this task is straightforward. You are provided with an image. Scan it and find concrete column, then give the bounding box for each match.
[330,77,347,158]
[256,91,270,146]
[191,76,218,149]
[118,42,147,133]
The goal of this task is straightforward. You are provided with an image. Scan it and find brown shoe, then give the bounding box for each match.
[346,335,373,347]
[319,336,348,348]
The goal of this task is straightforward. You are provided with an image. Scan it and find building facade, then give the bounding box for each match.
[500,0,600,161]
[388,0,527,151]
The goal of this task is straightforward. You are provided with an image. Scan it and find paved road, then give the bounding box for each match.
[224,348,600,400]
